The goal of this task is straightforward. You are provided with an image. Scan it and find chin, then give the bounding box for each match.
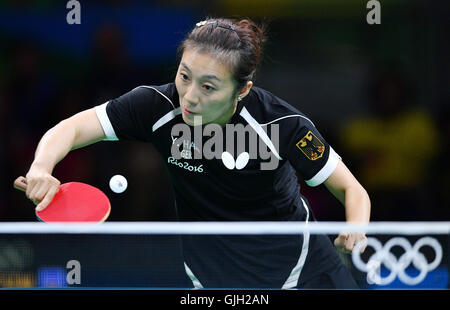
[181,114,197,126]
[182,112,207,126]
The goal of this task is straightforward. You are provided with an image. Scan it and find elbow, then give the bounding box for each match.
[358,184,370,203]
[54,119,78,148]
[345,183,371,222]
[359,185,371,221]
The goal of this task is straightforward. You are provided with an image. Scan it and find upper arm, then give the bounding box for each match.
[98,86,164,142]
[65,108,106,150]
[285,119,341,187]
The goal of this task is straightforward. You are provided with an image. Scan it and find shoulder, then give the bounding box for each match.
[243,86,315,129]
[127,82,178,109]
[105,82,179,128]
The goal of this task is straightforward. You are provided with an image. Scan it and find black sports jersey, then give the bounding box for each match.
[95,83,354,288]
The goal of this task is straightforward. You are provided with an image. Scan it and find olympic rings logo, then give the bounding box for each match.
[351,237,443,286]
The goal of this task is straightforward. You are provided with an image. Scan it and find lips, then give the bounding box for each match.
[182,108,198,115]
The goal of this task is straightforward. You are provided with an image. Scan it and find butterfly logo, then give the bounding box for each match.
[221,152,250,170]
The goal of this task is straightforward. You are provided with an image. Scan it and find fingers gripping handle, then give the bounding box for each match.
[13,176,28,192]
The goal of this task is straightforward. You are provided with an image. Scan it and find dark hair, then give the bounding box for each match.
[177,17,267,93]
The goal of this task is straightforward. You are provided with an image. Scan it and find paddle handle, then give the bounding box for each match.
[13,176,27,192]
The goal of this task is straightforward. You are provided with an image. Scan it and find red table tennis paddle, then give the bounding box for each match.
[13,176,111,223]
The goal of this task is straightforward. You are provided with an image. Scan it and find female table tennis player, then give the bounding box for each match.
[24,17,371,288]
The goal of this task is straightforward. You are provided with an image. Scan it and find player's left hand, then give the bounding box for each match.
[334,232,367,254]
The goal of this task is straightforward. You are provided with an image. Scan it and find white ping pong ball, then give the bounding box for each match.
[109,175,127,194]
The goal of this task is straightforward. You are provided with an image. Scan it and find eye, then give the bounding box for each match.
[203,84,215,92]
[180,73,189,81]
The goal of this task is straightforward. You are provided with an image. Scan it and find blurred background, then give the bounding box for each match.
[1,0,449,222]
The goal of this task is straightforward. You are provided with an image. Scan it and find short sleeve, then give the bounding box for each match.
[95,87,158,143]
[286,120,341,187]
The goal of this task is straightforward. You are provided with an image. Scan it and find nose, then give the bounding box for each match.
[184,85,200,107]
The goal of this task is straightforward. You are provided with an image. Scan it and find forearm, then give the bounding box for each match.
[30,108,106,174]
[344,185,371,224]
[324,160,371,252]
[23,108,105,210]
[31,120,78,173]
[323,160,371,224]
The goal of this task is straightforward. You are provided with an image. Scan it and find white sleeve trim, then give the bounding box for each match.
[305,147,341,187]
[152,108,182,132]
[95,102,118,141]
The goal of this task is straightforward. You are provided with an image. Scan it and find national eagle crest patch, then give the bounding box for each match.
[296,131,325,160]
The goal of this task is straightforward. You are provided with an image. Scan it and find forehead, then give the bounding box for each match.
[179,49,233,82]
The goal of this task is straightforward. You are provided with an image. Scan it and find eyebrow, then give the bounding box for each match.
[180,62,222,82]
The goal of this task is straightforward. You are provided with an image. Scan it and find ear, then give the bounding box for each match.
[236,81,253,101]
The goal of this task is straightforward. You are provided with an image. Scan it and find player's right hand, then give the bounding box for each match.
[25,167,61,212]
